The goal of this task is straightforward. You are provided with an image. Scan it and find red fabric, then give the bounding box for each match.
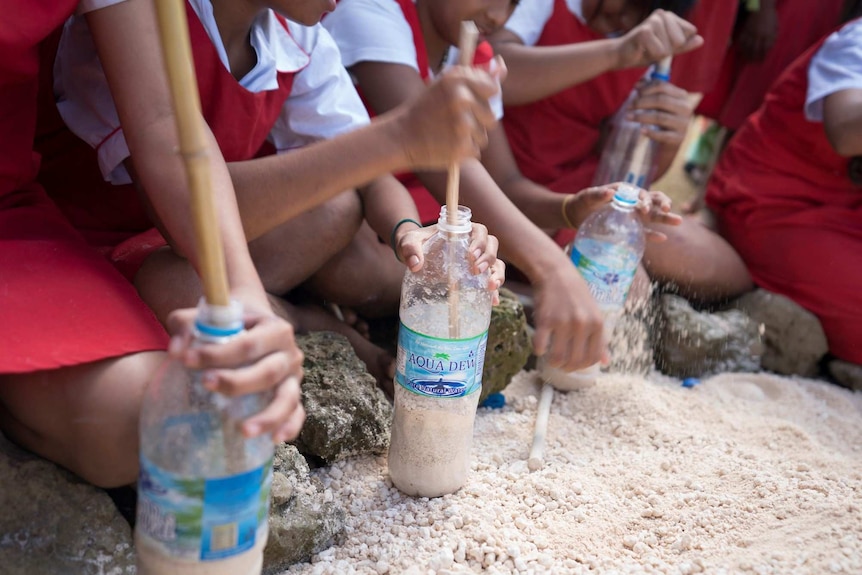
[385,0,498,224]
[697,0,844,130]
[0,0,169,373]
[501,0,647,245]
[671,0,739,94]
[706,23,862,363]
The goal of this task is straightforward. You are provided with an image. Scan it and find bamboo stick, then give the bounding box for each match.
[153,0,242,473]
[446,21,479,339]
[153,0,229,307]
[528,382,555,471]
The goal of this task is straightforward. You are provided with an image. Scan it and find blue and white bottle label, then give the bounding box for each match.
[570,246,637,309]
[395,323,488,398]
[137,454,272,561]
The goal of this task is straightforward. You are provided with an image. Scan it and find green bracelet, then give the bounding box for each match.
[389,218,421,261]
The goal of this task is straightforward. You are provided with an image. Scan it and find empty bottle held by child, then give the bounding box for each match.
[389,206,493,498]
[540,184,646,390]
[593,57,673,188]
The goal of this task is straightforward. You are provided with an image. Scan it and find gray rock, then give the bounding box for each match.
[263,444,345,573]
[293,332,392,463]
[481,288,532,403]
[732,289,829,377]
[829,360,862,392]
[656,294,762,378]
[0,433,135,575]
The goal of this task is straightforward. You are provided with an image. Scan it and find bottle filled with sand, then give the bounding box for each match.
[389,206,492,497]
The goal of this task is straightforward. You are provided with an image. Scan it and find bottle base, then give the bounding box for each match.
[537,358,601,391]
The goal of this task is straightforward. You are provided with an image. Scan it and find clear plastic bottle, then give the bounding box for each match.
[388,205,492,498]
[540,184,645,390]
[593,57,672,188]
[136,299,273,575]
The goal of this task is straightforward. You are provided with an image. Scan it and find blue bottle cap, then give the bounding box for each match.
[681,377,701,388]
[480,392,506,409]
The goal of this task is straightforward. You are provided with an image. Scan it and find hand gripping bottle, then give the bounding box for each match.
[136,299,273,575]
[388,206,492,497]
[593,57,673,188]
[540,184,646,390]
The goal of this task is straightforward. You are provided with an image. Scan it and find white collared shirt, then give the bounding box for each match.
[805,19,862,122]
[57,0,369,184]
[504,0,585,47]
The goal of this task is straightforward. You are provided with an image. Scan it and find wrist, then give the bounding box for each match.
[390,218,422,261]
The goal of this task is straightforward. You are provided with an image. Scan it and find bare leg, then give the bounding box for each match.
[643,216,754,304]
[303,221,406,319]
[0,352,165,488]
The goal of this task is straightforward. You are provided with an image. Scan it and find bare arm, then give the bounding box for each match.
[489,9,703,107]
[823,89,862,157]
[352,59,607,370]
[87,1,263,301]
[489,29,622,106]
[225,66,498,240]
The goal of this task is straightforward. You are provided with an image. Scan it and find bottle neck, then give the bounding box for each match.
[437,205,472,235]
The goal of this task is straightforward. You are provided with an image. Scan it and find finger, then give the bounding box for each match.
[642,127,685,146]
[206,350,299,397]
[488,259,506,295]
[473,234,499,276]
[467,223,489,263]
[273,404,306,443]
[645,228,669,243]
[192,315,298,369]
[242,376,304,438]
[398,234,426,272]
[165,308,198,359]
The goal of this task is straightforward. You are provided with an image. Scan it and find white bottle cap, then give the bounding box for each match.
[613,184,640,206]
[194,297,244,341]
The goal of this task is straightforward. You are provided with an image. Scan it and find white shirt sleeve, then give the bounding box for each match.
[805,20,862,122]
[76,0,126,15]
[269,23,370,152]
[322,0,419,71]
[504,0,557,46]
[54,16,132,184]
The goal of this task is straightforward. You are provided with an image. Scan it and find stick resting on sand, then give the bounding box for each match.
[528,382,555,471]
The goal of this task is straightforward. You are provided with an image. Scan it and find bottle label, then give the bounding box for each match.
[137,454,272,561]
[395,323,488,398]
[570,246,637,309]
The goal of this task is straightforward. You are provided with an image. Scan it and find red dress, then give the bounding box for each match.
[0,0,170,374]
[381,0,498,224]
[697,0,844,130]
[706,23,862,364]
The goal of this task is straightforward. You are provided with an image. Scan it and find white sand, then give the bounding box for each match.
[284,370,862,575]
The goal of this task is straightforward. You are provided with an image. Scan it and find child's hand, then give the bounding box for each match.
[399,66,499,169]
[166,304,306,444]
[634,188,683,242]
[396,222,505,303]
[614,9,704,70]
[562,185,615,228]
[628,81,694,147]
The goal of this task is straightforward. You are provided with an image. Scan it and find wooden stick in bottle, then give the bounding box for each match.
[153,0,242,469]
[446,21,480,339]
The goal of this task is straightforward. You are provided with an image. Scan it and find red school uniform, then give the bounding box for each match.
[706,21,862,364]
[40,1,301,280]
[0,0,169,374]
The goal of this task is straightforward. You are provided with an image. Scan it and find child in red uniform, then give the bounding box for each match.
[325,0,692,373]
[1,0,304,488]
[706,16,862,368]
[51,0,505,392]
[487,0,754,302]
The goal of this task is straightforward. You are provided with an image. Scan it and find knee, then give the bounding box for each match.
[322,189,364,242]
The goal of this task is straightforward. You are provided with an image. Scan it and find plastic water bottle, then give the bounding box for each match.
[388,205,492,497]
[540,184,645,390]
[593,57,672,188]
[136,299,273,575]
